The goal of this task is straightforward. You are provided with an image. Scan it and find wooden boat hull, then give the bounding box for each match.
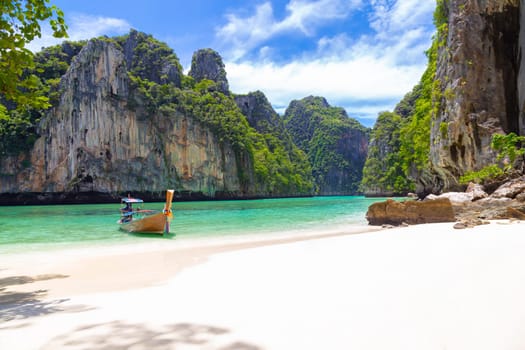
[119,212,168,234]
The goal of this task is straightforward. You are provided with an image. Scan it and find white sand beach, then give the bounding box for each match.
[2,222,525,349]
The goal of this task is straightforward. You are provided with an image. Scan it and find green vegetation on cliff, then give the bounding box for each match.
[128,76,313,195]
[361,111,413,195]
[120,33,313,195]
[115,30,183,86]
[460,133,525,184]
[398,38,438,175]
[234,91,314,194]
[284,96,369,194]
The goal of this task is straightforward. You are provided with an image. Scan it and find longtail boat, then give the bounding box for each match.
[118,190,175,234]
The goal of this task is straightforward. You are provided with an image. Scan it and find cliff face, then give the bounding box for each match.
[283,96,369,195]
[234,91,283,134]
[234,91,314,195]
[188,49,229,95]
[430,0,521,192]
[0,39,244,199]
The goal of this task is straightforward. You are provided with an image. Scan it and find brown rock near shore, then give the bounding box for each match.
[366,198,456,226]
[374,178,525,227]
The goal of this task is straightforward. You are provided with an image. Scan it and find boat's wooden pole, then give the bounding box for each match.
[163,189,175,233]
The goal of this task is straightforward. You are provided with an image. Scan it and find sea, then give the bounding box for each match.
[0,196,388,255]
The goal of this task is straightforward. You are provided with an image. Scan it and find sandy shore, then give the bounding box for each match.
[2,222,525,349]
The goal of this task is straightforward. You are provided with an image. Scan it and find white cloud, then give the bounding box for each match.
[28,14,131,52]
[226,54,425,115]
[220,0,435,123]
[282,0,362,34]
[217,0,362,60]
[369,0,435,37]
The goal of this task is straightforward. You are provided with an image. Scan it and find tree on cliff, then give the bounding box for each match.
[0,0,67,111]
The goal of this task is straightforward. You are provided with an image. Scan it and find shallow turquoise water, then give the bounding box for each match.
[0,196,387,254]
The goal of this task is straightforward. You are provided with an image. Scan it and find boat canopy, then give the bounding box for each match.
[121,198,144,203]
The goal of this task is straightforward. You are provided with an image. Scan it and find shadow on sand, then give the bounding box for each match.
[42,321,262,350]
[0,274,91,323]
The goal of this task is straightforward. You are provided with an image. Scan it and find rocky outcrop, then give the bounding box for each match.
[284,96,369,195]
[0,38,247,200]
[424,176,525,224]
[188,49,229,95]
[122,30,182,87]
[367,175,525,226]
[234,91,314,196]
[429,0,521,192]
[366,198,456,226]
[234,91,283,134]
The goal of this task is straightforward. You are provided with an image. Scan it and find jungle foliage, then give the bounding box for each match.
[360,111,414,195]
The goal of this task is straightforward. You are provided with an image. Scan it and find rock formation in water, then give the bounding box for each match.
[234,91,314,192]
[1,38,242,200]
[0,32,316,203]
[283,96,369,195]
[233,91,314,196]
[428,0,522,192]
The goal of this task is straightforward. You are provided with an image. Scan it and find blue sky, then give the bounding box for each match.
[29,0,436,127]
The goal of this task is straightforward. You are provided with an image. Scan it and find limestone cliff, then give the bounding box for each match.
[0,31,321,203]
[122,29,183,87]
[0,38,246,200]
[283,96,369,195]
[234,91,314,195]
[429,0,522,192]
[188,49,229,95]
[235,91,284,135]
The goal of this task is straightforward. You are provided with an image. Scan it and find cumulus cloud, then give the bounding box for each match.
[370,0,435,34]
[217,0,362,60]
[28,14,131,52]
[219,0,435,124]
[226,53,425,124]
